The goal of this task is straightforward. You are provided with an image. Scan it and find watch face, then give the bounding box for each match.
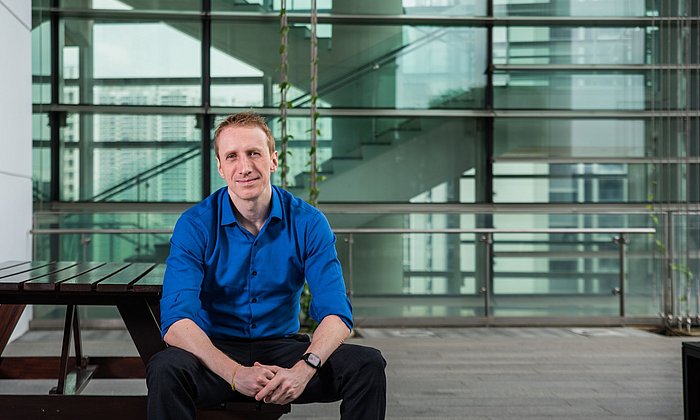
[305,352,321,368]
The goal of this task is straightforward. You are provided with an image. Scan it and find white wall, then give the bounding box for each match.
[0,0,32,341]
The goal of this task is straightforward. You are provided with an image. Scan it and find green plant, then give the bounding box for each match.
[307,0,319,207]
[278,1,291,188]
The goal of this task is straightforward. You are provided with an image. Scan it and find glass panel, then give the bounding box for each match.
[670,213,700,319]
[494,119,700,159]
[212,0,487,15]
[33,211,179,262]
[494,0,694,17]
[492,162,672,203]
[495,25,698,65]
[211,22,486,109]
[269,116,483,202]
[495,71,696,110]
[336,220,484,318]
[494,118,651,158]
[59,113,201,201]
[494,27,646,65]
[33,114,51,202]
[61,18,202,105]
[32,12,51,104]
[491,213,658,317]
[59,0,201,11]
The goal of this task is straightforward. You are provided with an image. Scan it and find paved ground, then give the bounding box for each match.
[2,327,691,419]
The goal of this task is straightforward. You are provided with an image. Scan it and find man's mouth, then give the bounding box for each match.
[236,177,259,185]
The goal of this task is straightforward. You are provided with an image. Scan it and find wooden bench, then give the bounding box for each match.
[0,260,290,420]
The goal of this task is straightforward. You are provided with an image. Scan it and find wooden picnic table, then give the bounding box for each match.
[0,260,289,420]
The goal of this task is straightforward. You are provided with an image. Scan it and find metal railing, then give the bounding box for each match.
[31,226,656,322]
[333,228,655,319]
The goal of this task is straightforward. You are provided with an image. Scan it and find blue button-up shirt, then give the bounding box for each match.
[160,185,353,339]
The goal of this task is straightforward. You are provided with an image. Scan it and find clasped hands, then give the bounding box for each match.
[233,361,316,405]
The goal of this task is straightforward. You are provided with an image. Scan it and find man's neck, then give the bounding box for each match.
[228,187,272,236]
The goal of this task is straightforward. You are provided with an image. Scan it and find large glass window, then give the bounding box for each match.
[31,1,700,323]
[61,18,202,106]
[59,113,201,201]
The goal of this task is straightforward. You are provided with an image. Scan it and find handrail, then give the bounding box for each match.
[29,226,657,320]
[333,228,655,234]
[30,227,656,235]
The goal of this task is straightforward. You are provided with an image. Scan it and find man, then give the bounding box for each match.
[146,112,386,420]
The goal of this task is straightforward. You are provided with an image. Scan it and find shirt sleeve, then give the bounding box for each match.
[160,214,208,337]
[304,212,354,330]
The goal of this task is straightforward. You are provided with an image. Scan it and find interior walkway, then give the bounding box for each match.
[2,327,690,419]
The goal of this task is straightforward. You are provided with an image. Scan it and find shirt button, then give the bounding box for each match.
[251,298,258,303]
[252,271,257,276]
[251,323,257,329]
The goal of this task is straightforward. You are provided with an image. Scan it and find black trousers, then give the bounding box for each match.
[146,335,387,420]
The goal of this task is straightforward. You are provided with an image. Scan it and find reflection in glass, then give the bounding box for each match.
[59,0,201,11]
[492,162,662,203]
[211,0,486,15]
[59,114,200,202]
[212,22,485,109]
[271,117,482,202]
[495,119,698,159]
[494,27,646,65]
[495,71,696,110]
[61,19,202,105]
[494,0,691,17]
[32,15,51,104]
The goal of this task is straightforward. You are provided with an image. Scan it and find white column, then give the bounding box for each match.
[0,0,33,341]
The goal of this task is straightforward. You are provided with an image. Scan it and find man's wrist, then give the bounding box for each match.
[231,363,241,391]
[294,360,317,379]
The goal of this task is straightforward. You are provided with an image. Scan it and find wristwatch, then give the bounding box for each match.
[301,352,322,370]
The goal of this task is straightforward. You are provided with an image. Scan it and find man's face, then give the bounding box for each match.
[216,125,278,202]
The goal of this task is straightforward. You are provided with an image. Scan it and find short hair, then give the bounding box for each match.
[213,112,276,158]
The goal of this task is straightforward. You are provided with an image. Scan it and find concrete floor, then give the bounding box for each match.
[2,327,691,419]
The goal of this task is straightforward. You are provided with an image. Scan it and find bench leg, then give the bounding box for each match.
[51,305,95,395]
[117,299,166,365]
[0,304,25,354]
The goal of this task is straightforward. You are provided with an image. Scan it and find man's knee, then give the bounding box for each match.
[338,345,387,379]
[359,347,387,378]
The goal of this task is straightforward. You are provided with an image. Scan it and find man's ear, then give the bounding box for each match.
[216,156,224,179]
[270,150,279,173]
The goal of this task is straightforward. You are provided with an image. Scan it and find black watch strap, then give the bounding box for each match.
[302,352,322,370]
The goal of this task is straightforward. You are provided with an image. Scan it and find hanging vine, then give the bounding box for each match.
[279,0,291,188]
[308,0,320,206]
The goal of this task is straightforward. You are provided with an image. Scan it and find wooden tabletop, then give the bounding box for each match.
[0,261,163,294]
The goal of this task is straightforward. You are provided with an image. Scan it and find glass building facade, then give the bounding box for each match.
[31,0,700,325]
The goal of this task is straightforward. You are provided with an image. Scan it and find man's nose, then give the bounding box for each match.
[237,156,252,174]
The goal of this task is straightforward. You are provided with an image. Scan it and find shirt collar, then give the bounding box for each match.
[220,186,283,227]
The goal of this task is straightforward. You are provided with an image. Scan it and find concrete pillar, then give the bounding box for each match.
[0,0,32,340]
